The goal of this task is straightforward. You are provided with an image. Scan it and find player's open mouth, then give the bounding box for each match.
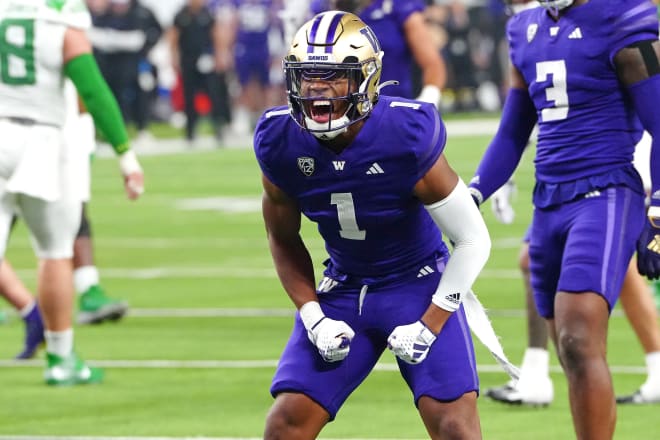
[310,99,334,123]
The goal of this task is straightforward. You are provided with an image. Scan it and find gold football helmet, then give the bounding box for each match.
[284,11,383,139]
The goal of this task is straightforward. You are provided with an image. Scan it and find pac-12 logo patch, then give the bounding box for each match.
[297,157,315,176]
[527,24,538,42]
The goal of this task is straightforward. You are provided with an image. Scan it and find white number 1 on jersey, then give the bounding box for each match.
[331,193,366,240]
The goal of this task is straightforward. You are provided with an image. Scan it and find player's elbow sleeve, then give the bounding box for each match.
[426,179,491,266]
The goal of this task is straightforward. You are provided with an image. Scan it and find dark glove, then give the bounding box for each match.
[637,216,660,280]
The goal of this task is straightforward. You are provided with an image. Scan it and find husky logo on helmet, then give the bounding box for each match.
[284,11,384,140]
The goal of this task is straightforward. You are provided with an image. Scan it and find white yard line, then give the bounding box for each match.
[10,267,521,280]
[0,359,645,375]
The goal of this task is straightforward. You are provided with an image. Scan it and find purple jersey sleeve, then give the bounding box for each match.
[607,0,659,64]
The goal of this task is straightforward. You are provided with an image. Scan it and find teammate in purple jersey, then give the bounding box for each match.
[255,11,492,439]
[469,0,660,438]
[312,0,446,107]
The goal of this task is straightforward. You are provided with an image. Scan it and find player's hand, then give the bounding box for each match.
[118,150,144,200]
[307,317,355,362]
[415,85,441,110]
[387,320,437,364]
[124,171,144,200]
[490,180,516,224]
[637,214,660,280]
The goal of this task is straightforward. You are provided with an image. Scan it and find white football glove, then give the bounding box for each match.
[387,320,437,364]
[300,301,355,362]
[490,180,516,224]
[415,85,442,110]
[308,317,355,362]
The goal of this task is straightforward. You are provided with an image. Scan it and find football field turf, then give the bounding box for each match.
[0,127,656,439]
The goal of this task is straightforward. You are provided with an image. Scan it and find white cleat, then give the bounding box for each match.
[617,387,660,405]
[485,376,554,407]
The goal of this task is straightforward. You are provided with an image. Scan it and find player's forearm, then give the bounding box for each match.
[469,88,536,204]
[269,236,318,309]
[64,53,129,155]
[628,75,660,212]
[425,180,491,316]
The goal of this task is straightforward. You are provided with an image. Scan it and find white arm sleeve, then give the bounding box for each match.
[425,179,491,312]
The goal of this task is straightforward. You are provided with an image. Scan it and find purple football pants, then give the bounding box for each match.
[529,186,645,318]
[270,254,479,420]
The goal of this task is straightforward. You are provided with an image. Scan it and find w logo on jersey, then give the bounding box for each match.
[527,24,538,42]
[333,161,345,171]
[297,157,315,176]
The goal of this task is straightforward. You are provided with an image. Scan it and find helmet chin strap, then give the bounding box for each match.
[305,115,350,140]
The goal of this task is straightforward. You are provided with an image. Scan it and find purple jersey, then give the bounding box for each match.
[231,0,275,46]
[360,0,425,99]
[254,96,449,280]
[508,0,658,207]
[311,0,425,98]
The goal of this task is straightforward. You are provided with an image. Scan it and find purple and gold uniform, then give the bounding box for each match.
[254,96,478,418]
[473,0,658,318]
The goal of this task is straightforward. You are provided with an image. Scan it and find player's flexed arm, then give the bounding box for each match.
[387,155,491,364]
[261,174,355,362]
[616,40,660,280]
[62,27,144,200]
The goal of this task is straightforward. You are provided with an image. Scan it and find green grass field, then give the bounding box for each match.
[0,128,656,439]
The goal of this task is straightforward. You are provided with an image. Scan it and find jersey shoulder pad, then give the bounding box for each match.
[41,0,92,30]
[378,97,446,178]
[254,106,290,159]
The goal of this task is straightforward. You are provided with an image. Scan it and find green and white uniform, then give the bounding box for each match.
[0,0,91,259]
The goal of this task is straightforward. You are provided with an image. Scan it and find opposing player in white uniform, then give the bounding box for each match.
[0,0,144,384]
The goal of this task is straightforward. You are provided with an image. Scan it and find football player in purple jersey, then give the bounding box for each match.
[313,0,446,108]
[469,0,660,438]
[255,11,493,439]
[221,0,284,135]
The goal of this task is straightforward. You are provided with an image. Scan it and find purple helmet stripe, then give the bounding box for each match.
[307,14,325,53]
[325,13,345,53]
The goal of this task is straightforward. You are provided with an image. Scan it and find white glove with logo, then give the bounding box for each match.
[387,321,437,364]
[490,180,516,224]
[300,301,355,362]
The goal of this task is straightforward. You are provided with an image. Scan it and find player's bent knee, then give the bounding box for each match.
[419,393,481,440]
[555,331,593,374]
[264,393,328,440]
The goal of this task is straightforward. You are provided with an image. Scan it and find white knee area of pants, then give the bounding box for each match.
[19,195,81,259]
